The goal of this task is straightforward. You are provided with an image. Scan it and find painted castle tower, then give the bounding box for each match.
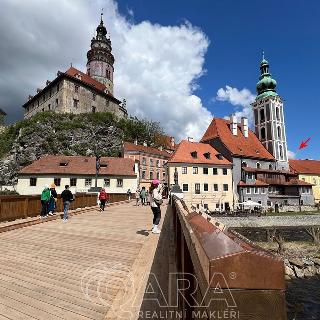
[252,55,289,170]
[87,13,114,94]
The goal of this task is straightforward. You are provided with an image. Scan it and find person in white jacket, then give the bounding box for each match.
[150,179,163,234]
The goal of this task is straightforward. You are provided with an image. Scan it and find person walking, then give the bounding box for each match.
[127,189,132,201]
[150,180,163,234]
[99,188,108,211]
[48,183,58,216]
[40,185,51,218]
[140,187,147,206]
[135,188,140,206]
[61,185,74,222]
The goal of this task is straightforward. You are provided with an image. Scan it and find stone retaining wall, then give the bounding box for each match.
[279,205,318,212]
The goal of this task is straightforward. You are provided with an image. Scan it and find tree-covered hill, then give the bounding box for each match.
[0,112,164,185]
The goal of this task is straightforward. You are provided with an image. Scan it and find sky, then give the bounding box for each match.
[0,0,319,159]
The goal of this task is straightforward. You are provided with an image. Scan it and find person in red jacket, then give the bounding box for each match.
[99,188,108,211]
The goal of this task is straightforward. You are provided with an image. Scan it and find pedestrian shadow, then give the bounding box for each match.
[136,230,150,236]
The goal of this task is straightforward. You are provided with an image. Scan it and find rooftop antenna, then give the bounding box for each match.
[101,8,104,22]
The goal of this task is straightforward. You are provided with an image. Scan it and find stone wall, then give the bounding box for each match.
[279,205,318,212]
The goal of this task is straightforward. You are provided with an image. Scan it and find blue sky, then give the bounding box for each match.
[116,0,320,159]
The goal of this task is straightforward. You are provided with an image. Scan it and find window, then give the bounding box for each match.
[204,183,209,192]
[193,167,198,174]
[260,127,266,140]
[216,204,220,209]
[242,162,247,167]
[246,187,251,194]
[279,145,283,159]
[213,168,218,175]
[269,164,273,170]
[267,201,271,206]
[213,184,218,192]
[204,152,211,159]
[117,179,123,187]
[150,172,154,180]
[92,106,96,113]
[30,178,37,186]
[182,167,187,174]
[183,184,188,192]
[248,198,252,201]
[261,187,266,194]
[57,83,60,92]
[55,98,58,107]
[284,200,288,205]
[195,183,200,194]
[277,126,281,140]
[225,202,230,210]
[258,201,262,205]
[247,173,253,179]
[54,178,61,187]
[49,90,52,98]
[191,151,197,158]
[142,171,146,179]
[104,178,110,187]
[276,107,280,120]
[223,168,228,175]
[204,204,208,210]
[256,162,261,169]
[157,172,160,180]
[156,160,160,167]
[203,167,208,175]
[85,178,92,187]
[142,157,146,165]
[163,172,166,178]
[254,187,259,194]
[93,93,96,101]
[75,85,79,93]
[70,178,77,186]
[260,109,265,122]
[150,159,154,167]
[48,104,51,110]
[223,184,228,192]
[73,99,79,108]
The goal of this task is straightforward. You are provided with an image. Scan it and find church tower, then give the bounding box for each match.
[87,13,114,94]
[252,55,289,170]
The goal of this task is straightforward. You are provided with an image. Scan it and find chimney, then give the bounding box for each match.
[134,138,138,145]
[143,141,147,147]
[170,137,175,148]
[230,114,237,136]
[241,117,249,138]
[46,80,51,86]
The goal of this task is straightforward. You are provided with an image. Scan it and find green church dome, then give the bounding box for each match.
[256,54,278,98]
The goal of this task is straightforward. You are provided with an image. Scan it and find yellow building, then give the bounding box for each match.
[289,159,320,204]
[167,140,234,211]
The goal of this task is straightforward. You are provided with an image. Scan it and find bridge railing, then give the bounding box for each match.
[171,196,287,319]
[0,193,129,222]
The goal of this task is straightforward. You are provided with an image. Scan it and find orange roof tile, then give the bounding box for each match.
[168,140,231,165]
[289,159,320,175]
[200,118,275,161]
[238,180,269,187]
[65,67,115,98]
[19,155,137,176]
[123,142,171,158]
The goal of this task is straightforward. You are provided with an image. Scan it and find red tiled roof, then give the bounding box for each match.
[273,179,314,186]
[19,155,137,176]
[168,140,231,165]
[238,180,269,187]
[200,118,275,160]
[289,159,320,175]
[123,142,171,158]
[242,167,296,175]
[65,67,114,97]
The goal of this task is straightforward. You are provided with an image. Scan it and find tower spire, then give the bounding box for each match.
[100,8,103,23]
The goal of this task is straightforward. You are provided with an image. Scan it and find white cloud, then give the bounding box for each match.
[0,0,212,141]
[216,85,255,125]
[287,150,296,159]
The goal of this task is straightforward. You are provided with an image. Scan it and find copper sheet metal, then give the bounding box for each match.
[187,213,285,290]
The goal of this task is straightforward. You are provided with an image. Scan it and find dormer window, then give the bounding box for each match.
[75,73,82,80]
[59,161,69,167]
[191,151,197,158]
[216,154,223,160]
[203,152,211,159]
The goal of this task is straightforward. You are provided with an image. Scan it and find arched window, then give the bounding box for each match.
[260,109,265,122]
[242,161,247,167]
[279,145,283,159]
[256,162,261,169]
[276,107,280,120]
[269,164,273,170]
[261,127,266,140]
[277,126,281,140]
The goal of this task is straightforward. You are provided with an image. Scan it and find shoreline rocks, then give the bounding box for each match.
[285,257,320,279]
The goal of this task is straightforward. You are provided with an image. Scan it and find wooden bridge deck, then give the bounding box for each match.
[0,202,173,320]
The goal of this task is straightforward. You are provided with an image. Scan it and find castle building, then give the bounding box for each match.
[23,14,127,119]
[252,56,289,170]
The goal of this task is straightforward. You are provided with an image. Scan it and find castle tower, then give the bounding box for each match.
[86,13,114,94]
[252,54,289,170]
